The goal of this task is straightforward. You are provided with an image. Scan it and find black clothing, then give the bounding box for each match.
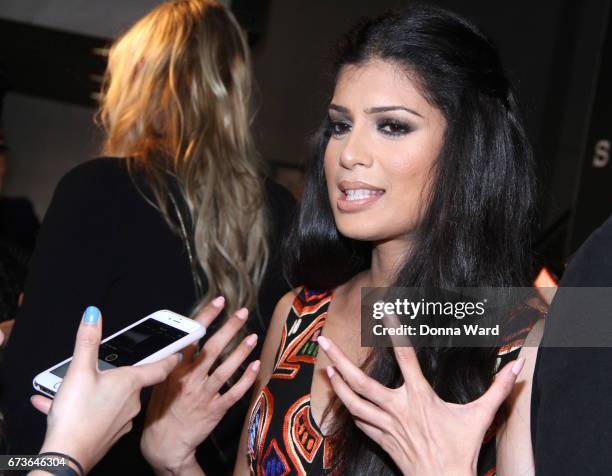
[0,239,30,322]
[531,214,612,474]
[0,157,295,475]
[0,196,39,252]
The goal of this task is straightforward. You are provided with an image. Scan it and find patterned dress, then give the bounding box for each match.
[247,287,536,475]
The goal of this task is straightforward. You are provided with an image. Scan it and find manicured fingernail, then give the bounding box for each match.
[251,360,261,372]
[246,334,258,347]
[83,306,100,324]
[212,296,225,308]
[511,358,525,376]
[326,366,335,378]
[236,308,248,320]
[317,336,330,351]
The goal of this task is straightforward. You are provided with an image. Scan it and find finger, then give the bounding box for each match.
[117,420,134,439]
[202,333,258,399]
[392,346,430,392]
[193,296,226,328]
[382,309,430,389]
[317,336,391,407]
[326,366,391,429]
[216,360,261,410]
[354,417,385,443]
[69,306,103,373]
[193,308,249,378]
[132,353,182,387]
[30,395,52,415]
[179,343,198,365]
[474,358,524,416]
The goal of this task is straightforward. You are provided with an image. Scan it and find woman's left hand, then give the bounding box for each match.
[317,336,524,476]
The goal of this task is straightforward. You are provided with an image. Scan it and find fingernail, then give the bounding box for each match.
[212,296,225,308]
[246,334,258,347]
[511,358,525,376]
[317,336,330,351]
[177,352,184,363]
[83,306,100,324]
[251,360,261,372]
[236,308,248,320]
[326,366,335,378]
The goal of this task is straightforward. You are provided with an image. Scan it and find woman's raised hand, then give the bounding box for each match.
[317,336,524,476]
[30,307,181,475]
[141,297,260,476]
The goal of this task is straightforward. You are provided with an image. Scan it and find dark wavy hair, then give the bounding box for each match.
[284,4,536,474]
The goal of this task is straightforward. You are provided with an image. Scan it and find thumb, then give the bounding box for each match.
[30,395,52,415]
[69,306,103,373]
[475,358,525,416]
[132,353,182,388]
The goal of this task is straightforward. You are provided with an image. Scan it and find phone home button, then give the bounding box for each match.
[53,382,61,390]
[105,354,119,362]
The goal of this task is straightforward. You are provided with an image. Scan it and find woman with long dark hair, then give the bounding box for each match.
[137,4,541,475]
[236,4,541,475]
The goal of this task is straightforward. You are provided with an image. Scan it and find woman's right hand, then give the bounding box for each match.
[141,297,260,476]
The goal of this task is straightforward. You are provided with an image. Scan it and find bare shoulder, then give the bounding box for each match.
[515,317,545,382]
[523,317,545,348]
[257,287,302,384]
[232,288,302,476]
[272,288,302,324]
[495,318,544,476]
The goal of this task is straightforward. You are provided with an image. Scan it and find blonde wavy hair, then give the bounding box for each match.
[98,0,268,333]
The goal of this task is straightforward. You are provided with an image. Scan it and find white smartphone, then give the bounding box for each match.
[33,310,205,398]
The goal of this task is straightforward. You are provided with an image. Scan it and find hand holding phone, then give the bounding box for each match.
[33,309,205,397]
[30,307,182,475]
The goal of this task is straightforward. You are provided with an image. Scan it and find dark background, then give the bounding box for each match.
[0,0,611,274]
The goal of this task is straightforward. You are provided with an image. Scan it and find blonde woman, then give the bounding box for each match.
[1,1,295,475]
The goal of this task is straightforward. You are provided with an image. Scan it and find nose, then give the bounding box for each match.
[338,125,373,170]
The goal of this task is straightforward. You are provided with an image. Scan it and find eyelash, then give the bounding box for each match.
[377,119,412,136]
[330,120,351,137]
[328,118,413,138]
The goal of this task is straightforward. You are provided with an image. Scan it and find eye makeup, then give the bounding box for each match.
[328,111,352,138]
[376,117,413,137]
[327,106,417,139]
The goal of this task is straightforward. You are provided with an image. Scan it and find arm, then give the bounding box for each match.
[495,319,544,476]
[141,298,266,476]
[1,160,119,453]
[28,307,180,476]
[233,289,298,476]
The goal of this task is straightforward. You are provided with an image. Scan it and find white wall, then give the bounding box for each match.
[0,0,181,38]
[0,0,168,218]
[0,0,232,218]
[2,93,102,218]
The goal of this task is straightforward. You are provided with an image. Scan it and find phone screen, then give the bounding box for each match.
[51,318,188,378]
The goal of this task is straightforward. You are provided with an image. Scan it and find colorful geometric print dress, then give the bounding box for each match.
[247,287,538,476]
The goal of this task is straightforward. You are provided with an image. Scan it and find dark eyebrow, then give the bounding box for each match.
[365,105,423,118]
[329,104,349,113]
[329,103,423,118]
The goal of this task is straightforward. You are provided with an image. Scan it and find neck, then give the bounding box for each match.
[363,237,412,287]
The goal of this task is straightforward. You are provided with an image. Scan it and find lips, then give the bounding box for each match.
[337,180,385,211]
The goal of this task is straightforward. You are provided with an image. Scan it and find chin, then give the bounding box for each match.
[335,219,388,242]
